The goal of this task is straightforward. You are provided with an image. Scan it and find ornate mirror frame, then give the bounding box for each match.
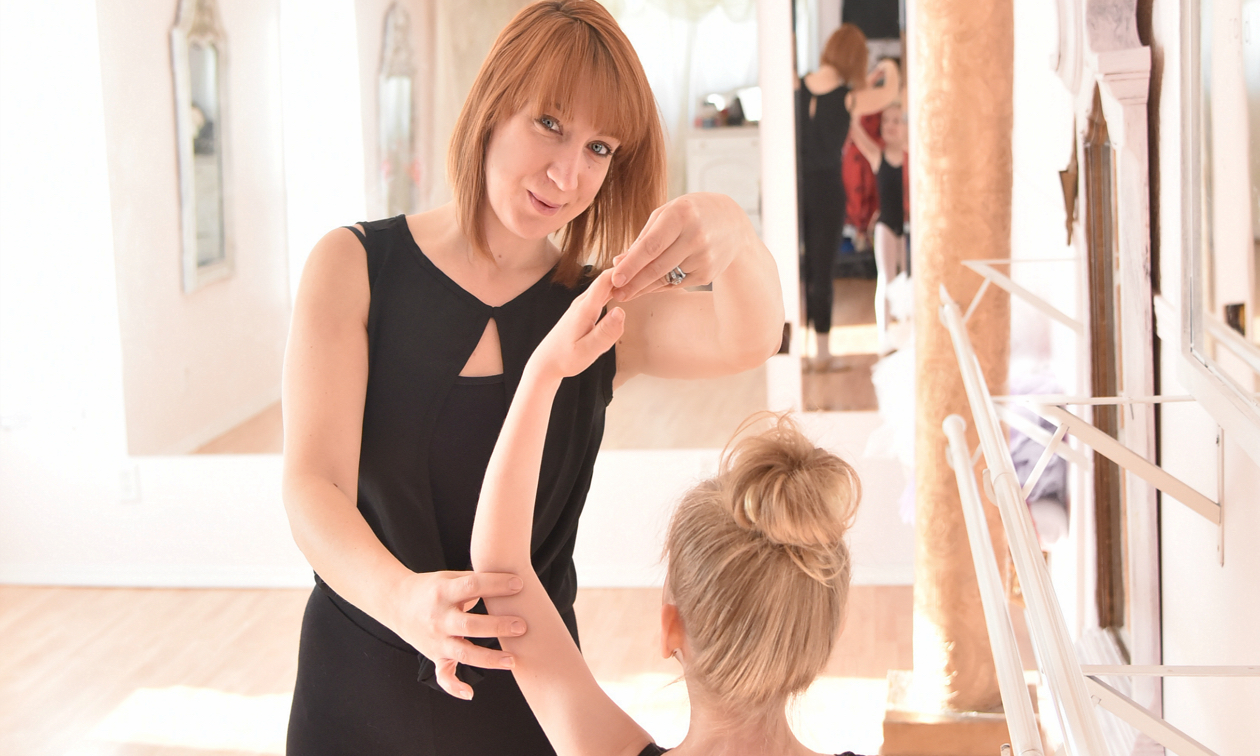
[1180,0,1260,464]
[379,4,416,218]
[171,0,233,293]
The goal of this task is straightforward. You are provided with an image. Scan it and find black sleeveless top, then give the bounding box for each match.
[796,81,852,174]
[876,158,904,236]
[315,214,617,656]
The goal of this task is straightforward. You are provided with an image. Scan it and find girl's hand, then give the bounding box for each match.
[609,192,757,301]
[528,269,625,382]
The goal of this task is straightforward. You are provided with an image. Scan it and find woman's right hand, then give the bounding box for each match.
[389,569,529,700]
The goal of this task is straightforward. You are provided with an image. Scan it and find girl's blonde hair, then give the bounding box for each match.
[820,23,869,89]
[448,0,667,287]
[665,413,861,708]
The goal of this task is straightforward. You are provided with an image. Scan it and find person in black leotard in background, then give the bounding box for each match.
[281,2,784,754]
[850,96,908,353]
[468,276,867,756]
[797,24,899,372]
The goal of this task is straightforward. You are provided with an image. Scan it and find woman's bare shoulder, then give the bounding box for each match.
[294,226,371,327]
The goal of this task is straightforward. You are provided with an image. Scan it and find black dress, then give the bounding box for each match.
[286,215,617,755]
[796,80,851,335]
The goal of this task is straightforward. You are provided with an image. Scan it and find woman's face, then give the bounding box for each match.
[482,104,622,243]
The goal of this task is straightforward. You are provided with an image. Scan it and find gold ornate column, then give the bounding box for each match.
[884,0,1015,751]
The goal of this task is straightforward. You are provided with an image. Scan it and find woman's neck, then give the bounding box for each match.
[671,688,815,756]
[478,201,556,274]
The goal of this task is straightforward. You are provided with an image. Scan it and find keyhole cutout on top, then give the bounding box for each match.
[809,95,817,120]
[460,318,504,377]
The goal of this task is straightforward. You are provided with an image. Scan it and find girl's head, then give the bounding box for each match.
[663,414,861,709]
[449,0,667,286]
[881,101,906,147]
[820,23,869,89]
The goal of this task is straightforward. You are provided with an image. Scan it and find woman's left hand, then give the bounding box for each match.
[609,193,758,301]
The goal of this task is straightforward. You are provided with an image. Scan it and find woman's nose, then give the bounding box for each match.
[546,146,582,193]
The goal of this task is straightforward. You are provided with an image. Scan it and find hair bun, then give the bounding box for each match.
[722,414,860,554]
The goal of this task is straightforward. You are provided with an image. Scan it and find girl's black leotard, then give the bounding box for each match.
[876,157,904,236]
[286,215,616,756]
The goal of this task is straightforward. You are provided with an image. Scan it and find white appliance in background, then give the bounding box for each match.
[685,126,762,237]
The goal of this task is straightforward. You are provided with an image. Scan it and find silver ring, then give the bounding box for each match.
[664,266,687,286]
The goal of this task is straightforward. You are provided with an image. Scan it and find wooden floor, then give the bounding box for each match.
[194,403,283,456]
[0,585,915,756]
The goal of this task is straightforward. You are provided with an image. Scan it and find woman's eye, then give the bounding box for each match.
[539,115,560,132]
[589,142,613,157]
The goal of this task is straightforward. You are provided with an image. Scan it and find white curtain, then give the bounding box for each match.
[604,0,760,198]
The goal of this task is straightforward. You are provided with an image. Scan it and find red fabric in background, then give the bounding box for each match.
[843,112,883,236]
[841,111,911,235]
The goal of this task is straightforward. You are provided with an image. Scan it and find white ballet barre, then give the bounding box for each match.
[943,413,1044,756]
[940,284,1110,755]
[941,284,1257,756]
[959,258,1084,336]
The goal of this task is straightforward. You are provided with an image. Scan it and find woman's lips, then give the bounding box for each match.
[528,191,561,217]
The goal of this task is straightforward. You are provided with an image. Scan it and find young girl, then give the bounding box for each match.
[849,99,908,353]
[470,269,865,756]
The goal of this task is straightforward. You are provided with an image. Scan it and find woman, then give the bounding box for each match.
[281,1,783,753]
[470,272,864,756]
[797,24,898,371]
[849,97,908,352]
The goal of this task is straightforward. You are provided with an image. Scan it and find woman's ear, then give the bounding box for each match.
[660,602,685,660]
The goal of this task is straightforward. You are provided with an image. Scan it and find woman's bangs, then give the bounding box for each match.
[521,27,648,151]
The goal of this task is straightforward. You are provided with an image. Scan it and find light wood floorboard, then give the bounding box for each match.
[1,585,928,755]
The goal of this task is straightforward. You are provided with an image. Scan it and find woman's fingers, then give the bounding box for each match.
[441,635,516,673]
[435,658,473,700]
[447,608,527,641]
[612,203,688,299]
[442,571,523,606]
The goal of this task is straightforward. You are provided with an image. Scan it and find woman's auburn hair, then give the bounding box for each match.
[665,413,861,709]
[448,0,667,287]
[820,23,869,89]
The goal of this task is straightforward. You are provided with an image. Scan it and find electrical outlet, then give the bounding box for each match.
[119,465,141,503]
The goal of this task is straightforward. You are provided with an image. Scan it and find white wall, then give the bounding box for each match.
[0,1,306,588]
[1149,0,1260,751]
[99,0,291,455]
[576,413,914,588]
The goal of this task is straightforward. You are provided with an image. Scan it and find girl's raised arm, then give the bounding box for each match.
[849,116,883,173]
[470,271,652,756]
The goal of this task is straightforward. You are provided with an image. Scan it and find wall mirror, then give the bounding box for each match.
[172,0,231,293]
[793,0,908,413]
[380,4,416,217]
[1182,0,1260,461]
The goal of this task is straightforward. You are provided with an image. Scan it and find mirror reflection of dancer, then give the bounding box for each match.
[280,2,784,754]
[849,98,907,353]
[470,270,865,756]
[797,24,899,372]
